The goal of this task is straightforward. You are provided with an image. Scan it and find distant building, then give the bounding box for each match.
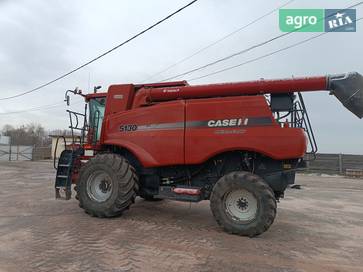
[0,135,10,145]
[49,134,82,159]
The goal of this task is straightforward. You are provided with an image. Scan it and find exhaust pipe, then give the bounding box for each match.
[328,72,363,119]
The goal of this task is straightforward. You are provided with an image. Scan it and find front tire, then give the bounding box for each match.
[77,154,138,217]
[210,171,276,237]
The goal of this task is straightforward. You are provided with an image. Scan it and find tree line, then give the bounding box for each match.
[1,123,72,146]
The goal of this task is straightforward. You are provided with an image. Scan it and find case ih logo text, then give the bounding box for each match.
[279,9,356,32]
[207,118,248,128]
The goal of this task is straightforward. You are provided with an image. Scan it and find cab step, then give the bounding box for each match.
[58,164,71,167]
[56,175,69,178]
[155,186,203,202]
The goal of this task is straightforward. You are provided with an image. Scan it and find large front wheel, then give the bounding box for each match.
[210,171,276,237]
[77,154,138,217]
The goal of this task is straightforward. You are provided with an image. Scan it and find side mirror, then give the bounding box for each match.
[65,95,70,106]
[64,89,74,106]
[64,87,84,106]
[94,86,102,93]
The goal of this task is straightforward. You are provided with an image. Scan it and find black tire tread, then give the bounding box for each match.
[210,171,276,237]
[77,153,138,218]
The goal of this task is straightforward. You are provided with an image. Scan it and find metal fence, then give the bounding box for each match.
[0,145,34,161]
[306,153,363,175]
[0,145,52,161]
[32,146,52,160]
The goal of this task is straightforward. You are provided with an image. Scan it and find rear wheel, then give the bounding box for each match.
[77,153,138,217]
[210,171,276,237]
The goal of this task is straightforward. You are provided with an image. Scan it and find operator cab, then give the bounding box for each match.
[62,87,108,147]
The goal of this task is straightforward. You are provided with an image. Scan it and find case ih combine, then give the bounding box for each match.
[55,72,363,237]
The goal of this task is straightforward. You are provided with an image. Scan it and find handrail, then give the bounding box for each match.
[67,107,88,148]
[81,103,88,145]
[53,136,66,170]
[297,92,318,159]
[92,109,100,145]
[273,93,317,160]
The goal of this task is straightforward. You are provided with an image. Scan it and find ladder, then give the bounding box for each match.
[55,150,74,200]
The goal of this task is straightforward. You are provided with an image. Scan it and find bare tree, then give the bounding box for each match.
[2,123,49,146]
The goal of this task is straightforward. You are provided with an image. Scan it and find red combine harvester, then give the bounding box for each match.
[54,72,363,236]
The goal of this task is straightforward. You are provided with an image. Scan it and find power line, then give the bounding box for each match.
[142,0,295,83]
[3,19,361,114]
[160,33,291,82]
[0,100,84,115]
[160,2,363,82]
[0,0,199,101]
[188,34,327,81]
[188,17,363,82]
[0,102,65,115]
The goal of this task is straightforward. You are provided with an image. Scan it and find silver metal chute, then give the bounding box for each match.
[328,72,363,119]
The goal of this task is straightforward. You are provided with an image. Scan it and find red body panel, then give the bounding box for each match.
[104,84,134,114]
[185,96,306,164]
[103,100,185,167]
[88,75,335,167]
[101,95,307,167]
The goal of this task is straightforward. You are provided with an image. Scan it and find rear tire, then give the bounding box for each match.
[210,171,276,237]
[77,153,138,217]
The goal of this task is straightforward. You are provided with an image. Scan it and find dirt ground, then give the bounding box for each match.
[0,161,362,272]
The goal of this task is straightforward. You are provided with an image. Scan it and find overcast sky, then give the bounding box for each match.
[0,0,362,154]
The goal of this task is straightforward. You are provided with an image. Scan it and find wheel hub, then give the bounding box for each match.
[237,197,248,210]
[86,171,113,202]
[99,180,111,193]
[224,189,258,222]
